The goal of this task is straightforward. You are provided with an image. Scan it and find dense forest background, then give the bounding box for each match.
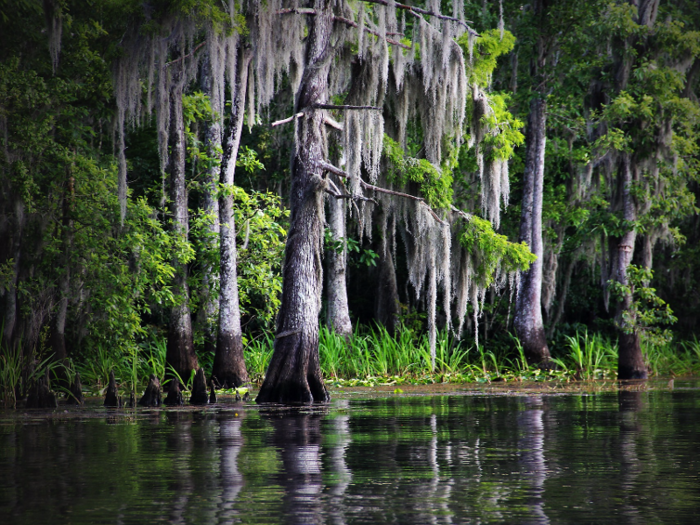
[1,0,699,403]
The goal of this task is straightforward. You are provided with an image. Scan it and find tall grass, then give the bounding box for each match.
[645,338,700,377]
[0,344,23,408]
[245,333,274,384]
[0,339,69,408]
[559,331,617,380]
[6,324,700,404]
[316,325,481,384]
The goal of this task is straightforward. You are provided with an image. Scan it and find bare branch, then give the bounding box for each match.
[318,160,349,178]
[327,177,344,195]
[361,181,447,225]
[314,104,382,111]
[271,112,304,127]
[360,0,477,36]
[318,161,446,224]
[277,7,317,15]
[325,189,378,205]
[164,41,206,68]
[450,205,473,222]
[325,188,348,198]
[323,116,343,130]
[333,16,412,49]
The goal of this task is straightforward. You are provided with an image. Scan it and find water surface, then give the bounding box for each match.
[1,381,699,524]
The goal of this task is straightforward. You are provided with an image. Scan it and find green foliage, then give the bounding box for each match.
[561,331,618,380]
[480,92,525,161]
[383,135,453,210]
[460,29,516,89]
[458,215,536,287]
[234,189,287,330]
[608,265,677,345]
[244,333,275,384]
[324,229,378,267]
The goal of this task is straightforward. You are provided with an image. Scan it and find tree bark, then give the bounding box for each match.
[613,155,647,379]
[166,53,198,382]
[257,5,334,404]
[514,96,552,366]
[325,175,353,338]
[50,168,73,376]
[197,52,221,358]
[213,46,252,388]
[608,0,659,380]
[375,208,400,335]
[2,197,23,351]
[546,256,576,339]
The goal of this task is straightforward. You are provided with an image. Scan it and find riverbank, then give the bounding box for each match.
[3,326,700,409]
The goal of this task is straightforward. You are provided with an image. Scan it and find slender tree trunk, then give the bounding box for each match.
[166,55,198,382]
[198,53,221,358]
[609,0,658,380]
[213,47,252,388]
[546,257,576,339]
[375,208,400,334]
[51,168,73,370]
[514,97,552,365]
[614,155,647,379]
[2,197,23,350]
[325,175,352,338]
[257,5,334,404]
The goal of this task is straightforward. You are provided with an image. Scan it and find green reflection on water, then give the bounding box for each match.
[1,383,699,524]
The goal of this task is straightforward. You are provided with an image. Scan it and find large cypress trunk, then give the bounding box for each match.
[213,47,252,388]
[514,97,552,365]
[614,155,646,379]
[166,55,198,382]
[256,5,333,404]
[325,177,352,338]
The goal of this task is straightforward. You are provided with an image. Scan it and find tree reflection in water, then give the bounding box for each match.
[3,388,700,524]
[326,399,352,525]
[165,411,194,525]
[517,395,549,525]
[216,412,245,522]
[263,409,327,525]
[618,389,644,525]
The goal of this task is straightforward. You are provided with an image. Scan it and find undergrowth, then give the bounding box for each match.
[3,326,700,406]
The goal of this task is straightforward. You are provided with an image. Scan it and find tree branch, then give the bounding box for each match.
[313,104,382,111]
[277,7,317,15]
[360,0,477,36]
[333,16,411,49]
[164,41,207,67]
[323,115,343,130]
[318,160,348,178]
[325,188,378,205]
[450,205,473,222]
[326,178,379,204]
[362,181,448,225]
[271,112,304,127]
[318,161,447,225]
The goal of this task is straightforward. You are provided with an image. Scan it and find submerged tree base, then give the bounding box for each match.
[257,334,330,405]
[618,333,648,380]
[256,378,330,405]
[212,332,248,389]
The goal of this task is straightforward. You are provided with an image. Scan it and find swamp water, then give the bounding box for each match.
[1,382,700,524]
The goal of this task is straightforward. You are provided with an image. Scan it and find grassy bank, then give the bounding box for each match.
[3,326,700,406]
[244,326,700,387]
